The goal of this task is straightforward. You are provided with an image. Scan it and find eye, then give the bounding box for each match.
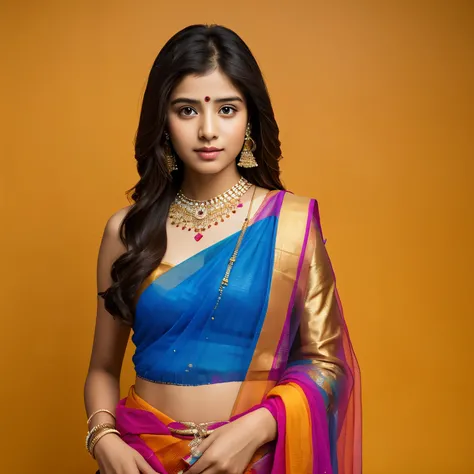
[179,107,197,116]
[220,106,237,116]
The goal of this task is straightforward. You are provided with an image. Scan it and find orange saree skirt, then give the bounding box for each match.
[113,386,272,474]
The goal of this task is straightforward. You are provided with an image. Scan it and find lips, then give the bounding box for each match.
[195,147,224,160]
[195,147,223,152]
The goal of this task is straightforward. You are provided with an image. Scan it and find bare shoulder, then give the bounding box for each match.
[96,205,134,295]
[106,204,133,230]
[100,204,134,256]
[103,204,134,238]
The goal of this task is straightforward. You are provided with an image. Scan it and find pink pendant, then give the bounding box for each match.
[237,203,243,208]
[194,233,203,242]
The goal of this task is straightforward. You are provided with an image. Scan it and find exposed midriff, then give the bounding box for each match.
[134,377,242,422]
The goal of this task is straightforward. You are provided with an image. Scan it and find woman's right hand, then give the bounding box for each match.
[94,433,159,474]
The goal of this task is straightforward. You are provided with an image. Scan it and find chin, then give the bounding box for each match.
[184,159,236,176]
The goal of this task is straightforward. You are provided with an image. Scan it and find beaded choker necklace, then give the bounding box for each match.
[169,176,252,242]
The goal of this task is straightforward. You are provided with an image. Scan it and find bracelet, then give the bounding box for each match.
[86,424,117,453]
[88,428,121,459]
[85,423,115,451]
[87,408,116,425]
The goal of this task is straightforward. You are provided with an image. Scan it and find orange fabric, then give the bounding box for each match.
[267,383,313,474]
[125,386,269,474]
[125,387,190,474]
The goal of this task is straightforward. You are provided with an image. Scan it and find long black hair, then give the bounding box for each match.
[100,24,285,325]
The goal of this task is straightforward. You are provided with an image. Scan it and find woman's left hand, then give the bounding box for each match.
[185,407,277,474]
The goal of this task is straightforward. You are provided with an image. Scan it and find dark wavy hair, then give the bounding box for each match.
[100,24,285,325]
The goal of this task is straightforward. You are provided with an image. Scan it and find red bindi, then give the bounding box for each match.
[204,96,211,102]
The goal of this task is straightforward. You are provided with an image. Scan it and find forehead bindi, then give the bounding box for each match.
[169,94,245,107]
[171,70,242,101]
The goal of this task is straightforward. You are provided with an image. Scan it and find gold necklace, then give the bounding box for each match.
[169,176,252,242]
[213,185,257,311]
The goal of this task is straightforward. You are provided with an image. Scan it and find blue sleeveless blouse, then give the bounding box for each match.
[132,191,284,386]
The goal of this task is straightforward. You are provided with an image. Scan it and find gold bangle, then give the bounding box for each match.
[85,423,115,451]
[89,422,115,435]
[87,425,118,452]
[87,408,116,425]
[87,424,117,449]
[88,428,120,459]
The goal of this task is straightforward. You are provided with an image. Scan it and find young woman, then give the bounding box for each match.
[84,24,361,474]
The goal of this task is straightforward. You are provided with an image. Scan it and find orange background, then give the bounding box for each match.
[1,1,473,473]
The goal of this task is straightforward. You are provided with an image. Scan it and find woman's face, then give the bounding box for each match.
[166,68,248,176]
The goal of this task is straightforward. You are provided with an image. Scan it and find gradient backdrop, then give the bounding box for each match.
[1,1,473,473]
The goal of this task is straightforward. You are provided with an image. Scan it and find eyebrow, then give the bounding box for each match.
[170,96,244,106]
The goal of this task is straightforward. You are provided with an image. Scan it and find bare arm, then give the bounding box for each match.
[84,206,132,428]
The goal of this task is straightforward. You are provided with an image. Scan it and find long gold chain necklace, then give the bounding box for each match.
[169,176,252,242]
[212,185,257,311]
[167,187,257,456]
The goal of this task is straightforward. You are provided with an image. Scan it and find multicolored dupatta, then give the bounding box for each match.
[116,190,361,474]
[231,192,361,474]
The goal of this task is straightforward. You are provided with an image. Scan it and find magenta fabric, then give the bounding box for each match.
[115,398,168,473]
[115,395,290,474]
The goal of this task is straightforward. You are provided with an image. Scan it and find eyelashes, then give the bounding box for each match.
[178,106,237,117]
[220,106,237,115]
[179,107,195,116]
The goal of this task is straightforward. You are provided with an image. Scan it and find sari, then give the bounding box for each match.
[114,190,361,474]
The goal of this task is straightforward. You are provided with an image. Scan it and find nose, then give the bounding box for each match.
[198,110,218,142]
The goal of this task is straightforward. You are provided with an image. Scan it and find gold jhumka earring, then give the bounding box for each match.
[237,123,258,168]
[164,131,178,173]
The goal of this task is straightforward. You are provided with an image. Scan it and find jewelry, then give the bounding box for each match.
[169,421,217,456]
[85,422,115,451]
[237,123,258,168]
[164,131,178,173]
[190,448,203,457]
[88,428,121,458]
[87,408,116,425]
[168,421,216,437]
[204,96,211,102]
[169,176,252,242]
[212,185,256,311]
